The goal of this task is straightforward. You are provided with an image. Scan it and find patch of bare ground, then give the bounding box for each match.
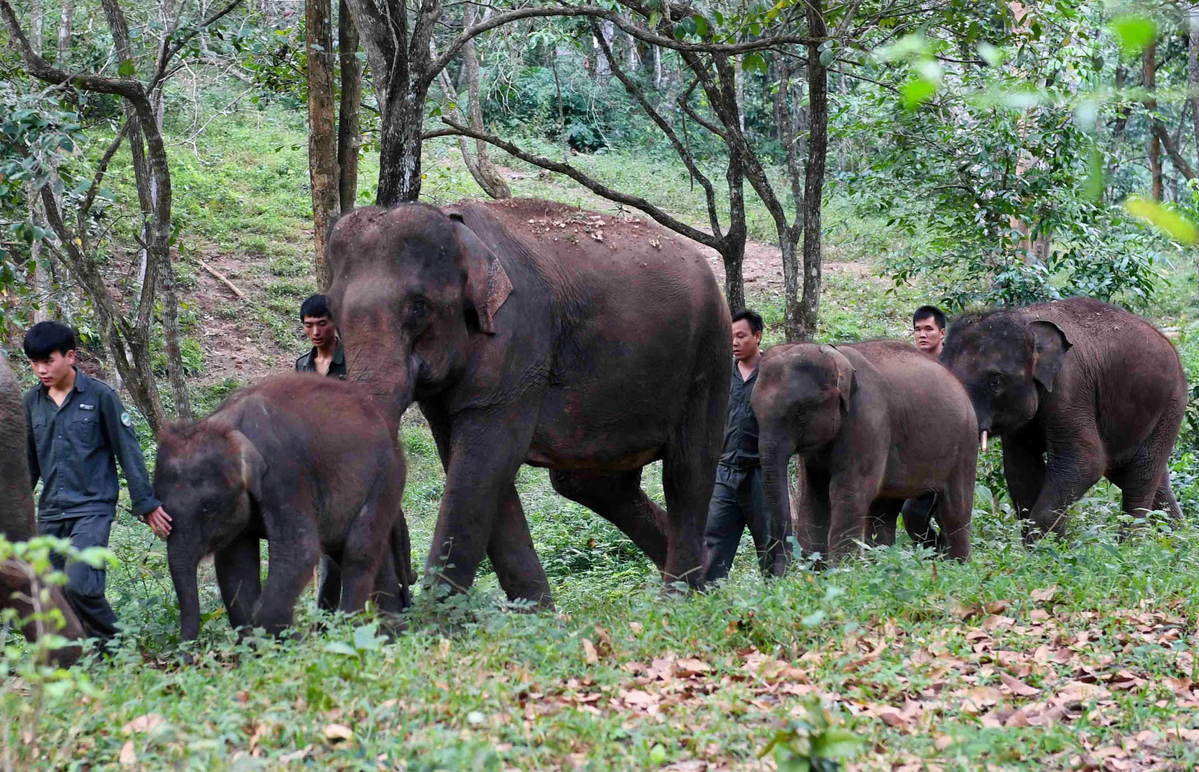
[188,249,289,386]
[702,240,877,298]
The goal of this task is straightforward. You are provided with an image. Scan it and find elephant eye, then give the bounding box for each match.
[407,296,429,321]
[987,373,1004,394]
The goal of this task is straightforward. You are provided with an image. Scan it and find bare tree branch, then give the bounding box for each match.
[591,19,722,240]
[427,4,819,84]
[1151,119,1197,180]
[440,118,719,248]
[77,120,131,231]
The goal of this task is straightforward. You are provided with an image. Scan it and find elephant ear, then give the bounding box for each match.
[818,344,856,415]
[227,429,266,503]
[1028,320,1072,393]
[447,212,512,335]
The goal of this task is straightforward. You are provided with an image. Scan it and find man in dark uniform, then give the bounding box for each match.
[294,294,346,607]
[903,305,948,548]
[22,321,171,640]
[703,309,772,582]
[294,294,346,378]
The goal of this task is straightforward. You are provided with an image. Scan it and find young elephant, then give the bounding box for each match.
[941,297,1186,540]
[753,341,978,567]
[155,375,412,641]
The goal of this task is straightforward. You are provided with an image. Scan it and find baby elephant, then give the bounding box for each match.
[155,375,412,641]
[753,341,978,568]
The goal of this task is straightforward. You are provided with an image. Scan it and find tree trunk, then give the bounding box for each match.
[461,4,509,199]
[55,0,71,61]
[775,55,804,341]
[798,0,828,340]
[1191,5,1199,159]
[376,92,426,205]
[307,0,339,288]
[337,0,361,214]
[159,248,192,420]
[433,5,510,199]
[1145,39,1163,201]
[721,241,746,314]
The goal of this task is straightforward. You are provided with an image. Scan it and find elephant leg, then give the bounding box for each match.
[425,415,533,597]
[1027,435,1104,541]
[867,499,902,547]
[900,493,938,551]
[1153,478,1182,522]
[798,466,832,563]
[826,473,880,565]
[937,466,974,561]
[316,555,341,612]
[1002,429,1045,523]
[550,470,668,571]
[422,405,544,602]
[214,533,261,632]
[487,485,552,609]
[254,534,321,637]
[337,490,394,615]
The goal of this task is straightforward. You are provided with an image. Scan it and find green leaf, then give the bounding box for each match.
[900,78,936,110]
[801,609,826,626]
[977,42,1002,66]
[353,624,382,651]
[743,52,768,73]
[1083,148,1105,202]
[811,728,861,759]
[117,59,136,77]
[1124,197,1198,244]
[1110,15,1156,58]
[323,641,359,657]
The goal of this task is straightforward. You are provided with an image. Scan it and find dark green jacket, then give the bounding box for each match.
[294,342,346,379]
[24,369,160,521]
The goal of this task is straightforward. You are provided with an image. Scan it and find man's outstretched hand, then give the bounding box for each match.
[144,506,173,539]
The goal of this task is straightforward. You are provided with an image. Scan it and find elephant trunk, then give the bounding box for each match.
[759,438,795,577]
[168,544,202,642]
[346,354,417,437]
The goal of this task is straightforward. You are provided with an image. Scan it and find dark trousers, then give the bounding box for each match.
[703,464,770,582]
[38,514,119,639]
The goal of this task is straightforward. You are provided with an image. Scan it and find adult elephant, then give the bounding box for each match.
[326,198,729,605]
[941,297,1186,540]
[1,354,84,666]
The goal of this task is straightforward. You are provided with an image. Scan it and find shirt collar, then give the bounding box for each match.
[732,359,758,382]
[332,342,345,365]
[38,367,90,397]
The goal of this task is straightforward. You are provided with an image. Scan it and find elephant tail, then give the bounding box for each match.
[390,511,415,608]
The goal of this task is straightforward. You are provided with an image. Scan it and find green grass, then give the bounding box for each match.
[3,101,1199,770]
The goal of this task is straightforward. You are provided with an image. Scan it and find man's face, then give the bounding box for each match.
[29,350,76,389]
[731,320,762,363]
[302,315,337,348]
[913,315,945,356]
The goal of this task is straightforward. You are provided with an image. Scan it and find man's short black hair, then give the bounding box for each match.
[23,321,77,360]
[300,294,333,321]
[913,305,947,331]
[731,309,764,335]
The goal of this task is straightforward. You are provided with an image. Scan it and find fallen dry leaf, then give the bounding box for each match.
[121,713,163,735]
[324,724,353,743]
[999,672,1040,697]
[1031,586,1058,603]
[118,740,136,765]
[581,638,598,664]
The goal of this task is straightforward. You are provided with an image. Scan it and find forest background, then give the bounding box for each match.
[3,0,1199,769]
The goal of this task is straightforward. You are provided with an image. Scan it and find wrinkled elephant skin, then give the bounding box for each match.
[326,198,730,604]
[155,375,412,642]
[753,340,978,567]
[941,297,1186,540]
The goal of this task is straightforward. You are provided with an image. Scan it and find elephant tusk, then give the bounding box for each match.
[980,430,988,452]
